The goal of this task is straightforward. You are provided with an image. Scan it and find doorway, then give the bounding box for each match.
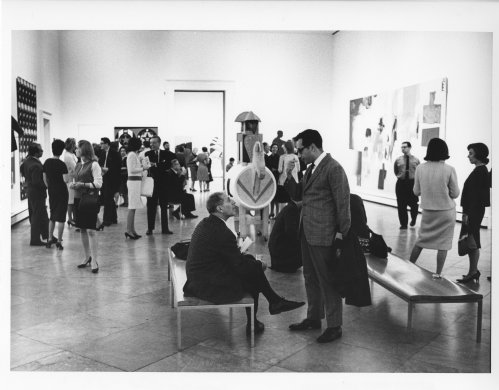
[40,111,52,163]
[173,90,225,185]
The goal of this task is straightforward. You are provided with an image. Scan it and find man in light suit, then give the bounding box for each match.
[285,129,351,343]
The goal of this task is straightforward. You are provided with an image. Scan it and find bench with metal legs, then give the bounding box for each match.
[367,253,483,342]
[168,248,255,350]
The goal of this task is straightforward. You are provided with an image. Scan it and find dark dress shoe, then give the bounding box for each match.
[410,219,416,227]
[317,326,342,343]
[184,213,198,219]
[269,298,305,315]
[146,230,153,235]
[289,318,322,331]
[399,225,408,230]
[246,319,265,334]
[162,230,174,235]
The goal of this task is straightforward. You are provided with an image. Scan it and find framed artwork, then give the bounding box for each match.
[16,77,37,200]
[349,78,448,198]
[114,127,158,147]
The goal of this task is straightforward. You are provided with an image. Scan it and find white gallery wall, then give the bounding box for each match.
[328,31,492,220]
[9,29,493,219]
[10,30,62,218]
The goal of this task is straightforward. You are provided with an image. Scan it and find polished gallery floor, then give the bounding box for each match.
[10,181,491,372]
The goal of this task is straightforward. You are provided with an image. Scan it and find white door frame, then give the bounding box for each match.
[164,80,237,189]
[39,110,52,162]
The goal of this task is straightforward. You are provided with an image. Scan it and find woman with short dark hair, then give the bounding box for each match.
[71,140,103,273]
[43,139,69,249]
[118,146,128,207]
[409,138,460,278]
[456,143,490,283]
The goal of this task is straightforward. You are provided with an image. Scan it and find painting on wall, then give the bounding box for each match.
[114,127,157,147]
[16,77,37,200]
[349,78,448,198]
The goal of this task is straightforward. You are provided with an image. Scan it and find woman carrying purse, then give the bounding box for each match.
[456,143,490,284]
[71,140,103,274]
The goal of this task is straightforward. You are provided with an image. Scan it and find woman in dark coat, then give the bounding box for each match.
[456,143,490,283]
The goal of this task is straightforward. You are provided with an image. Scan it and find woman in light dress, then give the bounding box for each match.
[62,137,78,226]
[196,146,211,192]
[409,138,460,278]
[125,137,149,239]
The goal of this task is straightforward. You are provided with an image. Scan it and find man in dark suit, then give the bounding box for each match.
[145,136,172,235]
[184,192,304,333]
[162,141,177,168]
[165,159,198,219]
[98,137,121,226]
[20,142,49,246]
[285,129,351,343]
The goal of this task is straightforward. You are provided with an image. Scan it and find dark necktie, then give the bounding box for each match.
[156,151,159,163]
[305,163,315,182]
[405,155,410,179]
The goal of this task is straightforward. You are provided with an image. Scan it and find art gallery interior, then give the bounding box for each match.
[3,1,498,389]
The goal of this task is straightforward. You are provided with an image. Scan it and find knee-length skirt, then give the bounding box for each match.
[127,179,144,209]
[416,208,456,250]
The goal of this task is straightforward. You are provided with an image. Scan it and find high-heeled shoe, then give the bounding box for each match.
[77,257,92,268]
[125,232,138,240]
[91,261,99,274]
[45,236,58,248]
[55,241,64,250]
[456,270,481,284]
[133,233,142,239]
[67,220,76,227]
[96,224,105,231]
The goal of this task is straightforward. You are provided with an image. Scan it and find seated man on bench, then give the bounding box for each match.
[183,192,305,334]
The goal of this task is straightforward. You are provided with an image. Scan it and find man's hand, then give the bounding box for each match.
[334,233,344,259]
[260,260,267,271]
[462,213,469,225]
[101,167,109,175]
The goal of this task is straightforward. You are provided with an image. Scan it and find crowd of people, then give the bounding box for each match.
[19,127,491,341]
[19,135,220,272]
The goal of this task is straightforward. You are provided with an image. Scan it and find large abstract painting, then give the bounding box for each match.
[349,78,448,197]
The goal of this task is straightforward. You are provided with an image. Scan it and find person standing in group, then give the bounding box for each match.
[138,140,151,164]
[394,141,420,229]
[263,142,271,156]
[43,139,69,249]
[265,143,280,218]
[284,129,351,344]
[118,146,129,207]
[456,143,491,284]
[196,146,211,192]
[272,130,286,156]
[277,140,300,203]
[72,140,103,273]
[409,138,460,279]
[125,137,148,239]
[98,137,121,227]
[162,141,177,168]
[62,138,78,226]
[20,142,49,246]
[145,136,173,235]
[186,147,198,192]
[226,157,235,172]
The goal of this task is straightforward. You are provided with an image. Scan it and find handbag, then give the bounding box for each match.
[368,228,391,258]
[171,240,190,260]
[78,188,100,214]
[141,176,154,197]
[458,234,477,256]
